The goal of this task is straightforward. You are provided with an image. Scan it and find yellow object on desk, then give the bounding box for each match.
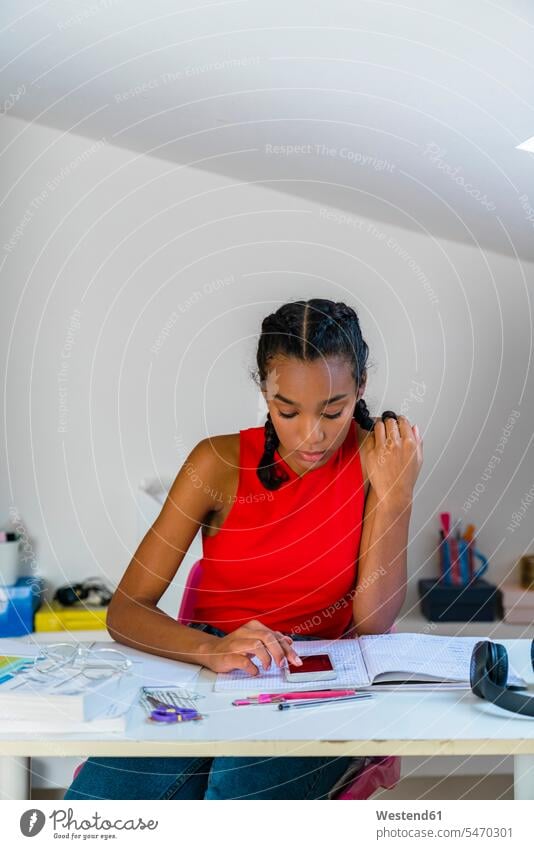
[34,601,108,631]
[520,554,534,590]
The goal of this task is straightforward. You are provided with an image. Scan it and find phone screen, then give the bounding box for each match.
[287,654,334,675]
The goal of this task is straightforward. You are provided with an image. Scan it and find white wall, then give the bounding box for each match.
[1,112,533,620]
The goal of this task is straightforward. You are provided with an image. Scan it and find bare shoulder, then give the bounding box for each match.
[189,433,240,474]
[187,434,241,534]
[187,433,240,506]
[201,432,240,466]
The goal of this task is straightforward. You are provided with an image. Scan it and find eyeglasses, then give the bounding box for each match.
[10,642,133,690]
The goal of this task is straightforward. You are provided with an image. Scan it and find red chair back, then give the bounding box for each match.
[177,560,204,625]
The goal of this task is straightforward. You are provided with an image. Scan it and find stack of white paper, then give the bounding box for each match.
[0,638,201,733]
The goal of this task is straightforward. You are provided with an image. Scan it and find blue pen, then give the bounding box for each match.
[278,694,373,710]
[441,532,451,585]
[458,539,469,585]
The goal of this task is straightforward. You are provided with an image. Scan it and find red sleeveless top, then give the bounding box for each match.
[193,419,366,638]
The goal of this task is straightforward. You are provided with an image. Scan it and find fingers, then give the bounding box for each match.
[219,637,272,669]
[225,653,260,676]
[372,418,386,447]
[214,620,305,677]
[374,418,399,464]
[384,416,401,444]
[264,629,302,666]
[375,414,400,444]
[259,631,302,668]
[275,632,303,666]
[381,414,422,444]
[396,416,423,447]
[236,637,275,670]
[245,621,302,667]
[226,636,279,671]
[220,634,300,676]
[396,417,423,472]
[396,415,412,440]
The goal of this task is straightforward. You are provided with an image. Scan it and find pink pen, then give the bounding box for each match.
[232,689,358,706]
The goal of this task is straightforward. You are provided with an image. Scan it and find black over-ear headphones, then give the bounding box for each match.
[470,640,534,716]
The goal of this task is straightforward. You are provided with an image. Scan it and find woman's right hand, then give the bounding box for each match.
[198,619,303,676]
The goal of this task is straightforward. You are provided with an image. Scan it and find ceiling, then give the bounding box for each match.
[2,0,534,260]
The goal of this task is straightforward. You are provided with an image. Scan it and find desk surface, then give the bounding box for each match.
[1,630,533,758]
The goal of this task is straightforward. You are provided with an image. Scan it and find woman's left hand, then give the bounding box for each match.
[361,415,423,506]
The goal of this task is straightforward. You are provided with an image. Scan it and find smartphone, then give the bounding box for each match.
[284,653,337,683]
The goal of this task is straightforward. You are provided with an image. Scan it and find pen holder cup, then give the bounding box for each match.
[0,539,20,587]
[438,536,488,587]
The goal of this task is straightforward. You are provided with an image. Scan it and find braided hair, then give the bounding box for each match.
[254,298,375,490]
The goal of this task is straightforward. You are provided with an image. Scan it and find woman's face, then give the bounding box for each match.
[262,355,365,476]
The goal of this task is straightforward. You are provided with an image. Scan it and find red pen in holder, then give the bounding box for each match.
[439,534,488,586]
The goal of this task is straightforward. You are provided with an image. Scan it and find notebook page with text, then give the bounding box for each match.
[359,633,527,686]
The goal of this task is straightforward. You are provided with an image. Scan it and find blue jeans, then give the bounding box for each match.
[64,624,354,800]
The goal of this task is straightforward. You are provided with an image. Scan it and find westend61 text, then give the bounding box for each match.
[376,809,442,820]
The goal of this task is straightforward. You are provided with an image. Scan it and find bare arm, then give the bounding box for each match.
[352,485,411,635]
[352,415,423,635]
[106,438,223,666]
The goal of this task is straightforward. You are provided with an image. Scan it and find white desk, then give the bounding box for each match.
[1,631,534,800]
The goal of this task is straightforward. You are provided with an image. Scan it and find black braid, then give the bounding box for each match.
[253,298,375,490]
[257,412,290,489]
[353,397,376,432]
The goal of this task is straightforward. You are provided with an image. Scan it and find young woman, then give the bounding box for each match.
[64,298,423,800]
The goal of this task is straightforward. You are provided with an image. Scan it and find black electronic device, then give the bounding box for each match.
[53,577,113,607]
[470,639,534,717]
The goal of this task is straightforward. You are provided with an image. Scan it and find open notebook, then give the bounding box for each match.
[214,632,528,693]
